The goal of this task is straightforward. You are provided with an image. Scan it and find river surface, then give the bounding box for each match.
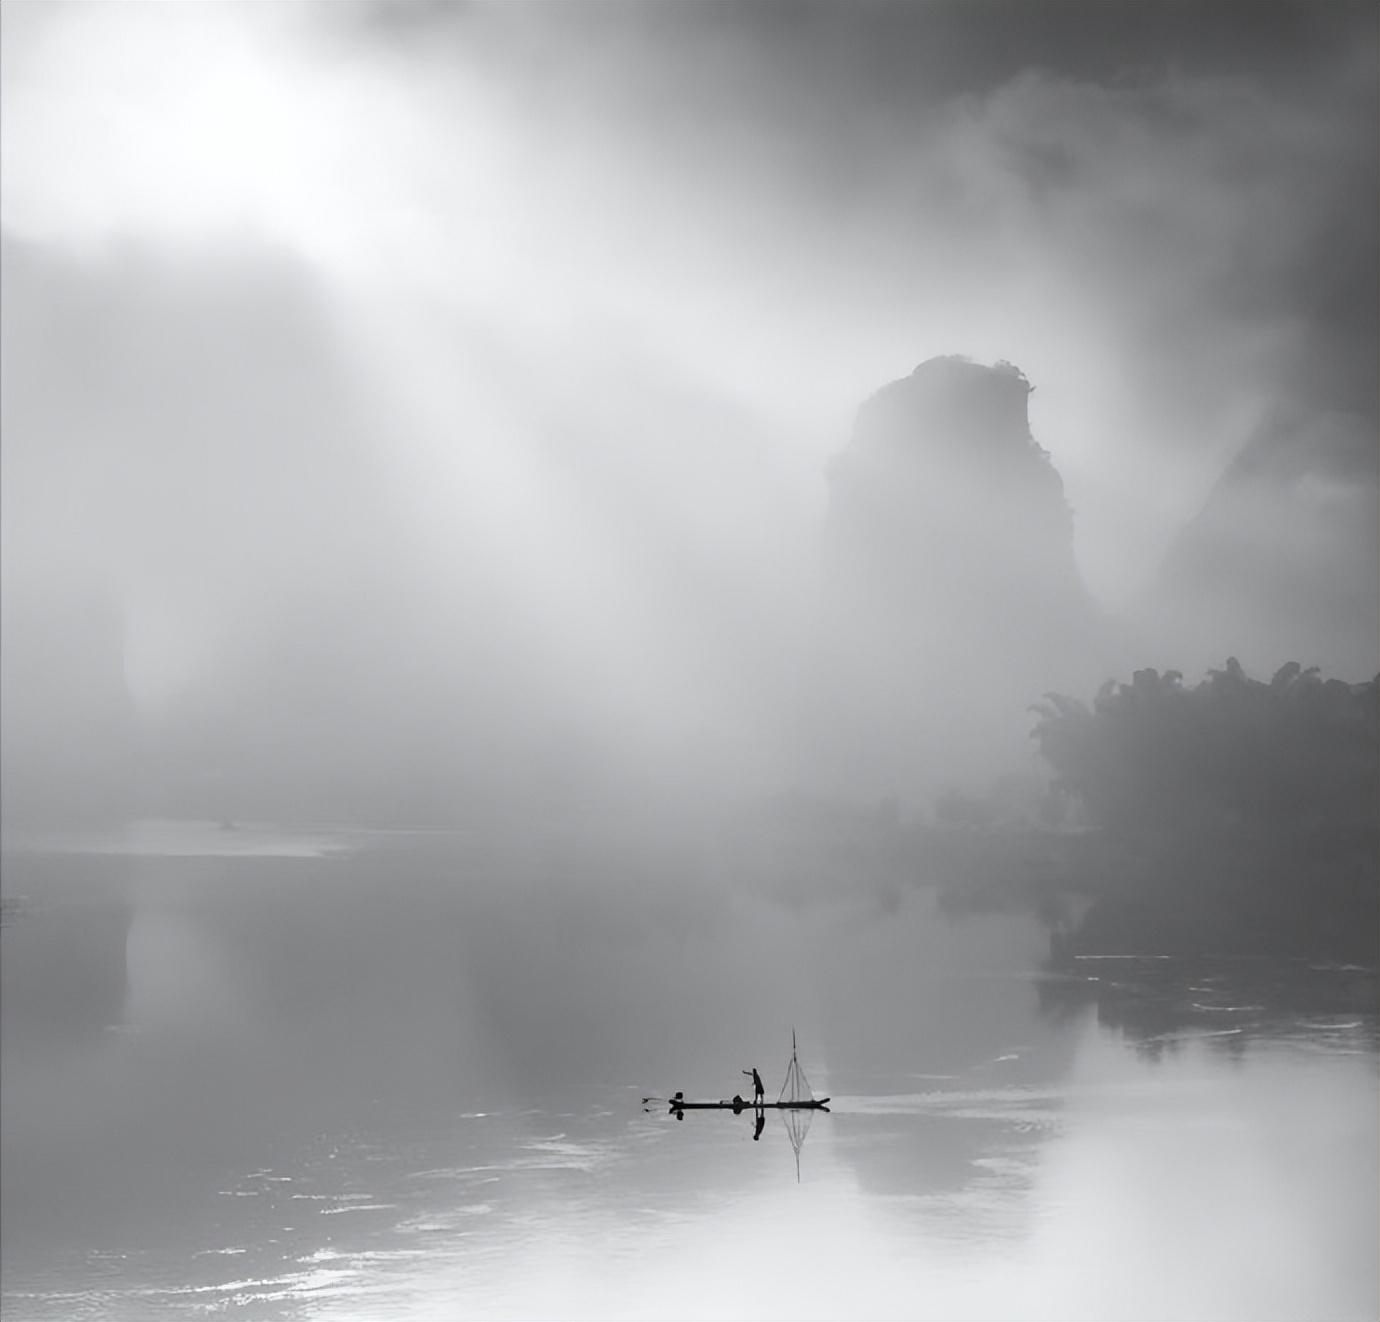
[2,821,1376,1321]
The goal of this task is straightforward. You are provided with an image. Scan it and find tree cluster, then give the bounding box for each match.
[1031,659,1379,843]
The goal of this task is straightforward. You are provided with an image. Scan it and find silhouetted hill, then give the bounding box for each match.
[1142,406,1378,679]
[807,356,1116,799]
[0,238,138,825]
[0,232,484,825]
[0,572,138,827]
[828,356,1106,644]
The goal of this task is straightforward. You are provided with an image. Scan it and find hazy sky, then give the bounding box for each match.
[2,2,1376,812]
[6,0,1374,590]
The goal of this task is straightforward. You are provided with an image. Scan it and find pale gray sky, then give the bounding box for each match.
[4,0,1373,603]
[1,1,1374,816]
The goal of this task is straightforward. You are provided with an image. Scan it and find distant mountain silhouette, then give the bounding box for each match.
[0,238,137,824]
[1142,406,1378,680]
[828,356,1093,624]
[0,571,138,826]
[808,356,1116,798]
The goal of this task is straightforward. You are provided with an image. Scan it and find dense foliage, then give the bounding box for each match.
[1027,660,1378,960]
[1031,659,1379,841]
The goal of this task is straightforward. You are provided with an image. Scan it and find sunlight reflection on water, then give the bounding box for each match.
[2,845,1376,1321]
[15,1028,1371,1322]
[342,1031,1374,1322]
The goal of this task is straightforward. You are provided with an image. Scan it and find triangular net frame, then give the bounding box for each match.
[777,1030,816,1181]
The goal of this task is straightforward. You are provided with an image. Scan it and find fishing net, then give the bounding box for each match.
[777,1031,817,1180]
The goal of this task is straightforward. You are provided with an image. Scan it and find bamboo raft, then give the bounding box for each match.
[664,1094,830,1112]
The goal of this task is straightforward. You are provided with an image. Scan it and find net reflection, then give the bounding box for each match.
[643,1032,831,1178]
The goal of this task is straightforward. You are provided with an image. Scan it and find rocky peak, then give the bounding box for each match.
[827,356,1079,594]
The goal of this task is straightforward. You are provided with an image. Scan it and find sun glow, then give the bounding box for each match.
[2,3,432,271]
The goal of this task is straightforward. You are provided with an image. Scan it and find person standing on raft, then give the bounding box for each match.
[743,1067,765,1105]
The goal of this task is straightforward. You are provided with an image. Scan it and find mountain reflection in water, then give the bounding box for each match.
[2,830,1375,1321]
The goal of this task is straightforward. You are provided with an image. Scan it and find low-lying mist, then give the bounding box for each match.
[2,2,1374,832]
[2,229,1375,832]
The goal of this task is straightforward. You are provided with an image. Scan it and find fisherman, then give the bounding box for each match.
[742,1066,765,1105]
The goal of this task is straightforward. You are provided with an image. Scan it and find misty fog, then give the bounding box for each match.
[2,7,1377,1319]
[3,0,1376,830]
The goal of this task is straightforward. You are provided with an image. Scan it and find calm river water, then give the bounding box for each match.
[2,821,1376,1320]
